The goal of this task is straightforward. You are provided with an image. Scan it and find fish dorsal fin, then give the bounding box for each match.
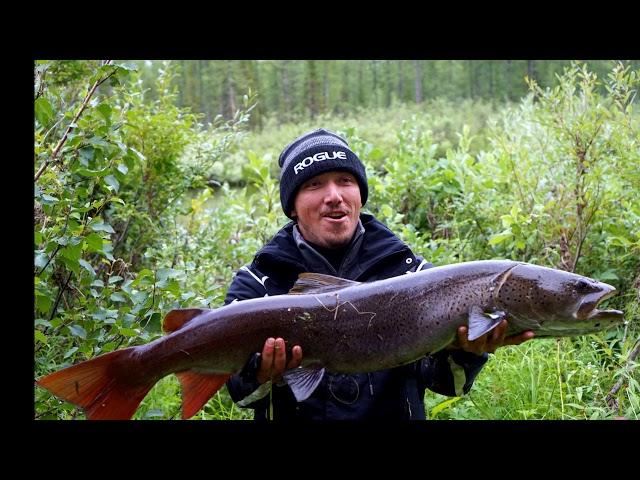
[467,306,506,341]
[289,273,360,295]
[163,308,208,333]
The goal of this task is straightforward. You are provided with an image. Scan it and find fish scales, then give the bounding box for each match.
[36,260,625,419]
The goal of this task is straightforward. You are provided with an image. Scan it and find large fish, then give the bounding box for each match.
[36,260,624,420]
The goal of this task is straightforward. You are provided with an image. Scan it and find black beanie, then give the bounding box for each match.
[278,128,368,218]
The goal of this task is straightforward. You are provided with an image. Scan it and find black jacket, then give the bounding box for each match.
[224,213,488,420]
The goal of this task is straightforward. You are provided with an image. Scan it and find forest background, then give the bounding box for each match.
[34,59,639,419]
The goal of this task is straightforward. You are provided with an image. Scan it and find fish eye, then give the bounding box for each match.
[575,280,591,292]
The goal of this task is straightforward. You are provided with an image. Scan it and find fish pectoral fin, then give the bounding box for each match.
[282,365,326,402]
[176,371,232,419]
[163,308,209,333]
[289,273,360,295]
[467,306,507,341]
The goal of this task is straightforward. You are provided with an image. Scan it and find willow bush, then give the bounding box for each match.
[35,61,638,419]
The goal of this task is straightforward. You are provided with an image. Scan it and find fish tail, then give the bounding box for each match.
[36,348,154,420]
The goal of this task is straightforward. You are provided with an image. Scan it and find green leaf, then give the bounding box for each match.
[61,241,83,262]
[110,292,127,302]
[68,325,87,339]
[430,396,461,417]
[597,270,619,281]
[35,330,48,345]
[116,62,138,71]
[35,252,48,268]
[64,346,79,359]
[35,295,52,314]
[41,194,59,205]
[78,147,95,165]
[104,175,120,192]
[116,163,129,175]
[76,166,110,177]
[96,103,112,123]
[91,279,104,288]
[181,291,196,301]
[79,259,95,276]
[119,328,139,337]
[89,220,116,234]
[108,275,123,284]
[157,268,180,282]
[35,97,54,126]
[34,318,52,328]
[145,409,165,418]
[368,147,384,161]
[488,231,513,246]
[84,233,104,252]
[88,136,110,148]
[145,312,162,332]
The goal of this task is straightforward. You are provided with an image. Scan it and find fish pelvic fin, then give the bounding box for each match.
[467,306,507,341]
[36,348,154,420]
[175,371,232,419]
[289,273,360,295]
[163,308,208,333]
[282,365,326,402]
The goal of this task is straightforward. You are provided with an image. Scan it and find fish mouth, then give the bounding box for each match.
[575,287,624,322]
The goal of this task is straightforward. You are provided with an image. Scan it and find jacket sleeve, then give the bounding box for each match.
[223,265,273,408]
[418,349,488,397]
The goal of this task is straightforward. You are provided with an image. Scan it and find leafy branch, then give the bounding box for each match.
[35,60,117,183]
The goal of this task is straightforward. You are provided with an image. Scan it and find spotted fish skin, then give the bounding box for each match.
[36,260,624,418]
[133,260,624,375]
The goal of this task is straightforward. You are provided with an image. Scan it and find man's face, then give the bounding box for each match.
[291,170,362,249]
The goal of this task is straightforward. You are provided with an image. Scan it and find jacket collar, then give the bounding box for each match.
[254,213,410,280]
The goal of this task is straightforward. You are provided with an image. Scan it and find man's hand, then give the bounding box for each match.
[256,337,303,384]
[449,320,534,355]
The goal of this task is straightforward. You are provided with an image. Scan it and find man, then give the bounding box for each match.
[224,128,533,420]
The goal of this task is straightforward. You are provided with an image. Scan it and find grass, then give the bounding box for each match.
[424,324,639,420]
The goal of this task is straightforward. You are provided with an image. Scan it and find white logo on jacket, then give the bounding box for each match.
[293,151,347,174]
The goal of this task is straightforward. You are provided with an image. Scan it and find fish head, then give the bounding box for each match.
[495,264,625,336]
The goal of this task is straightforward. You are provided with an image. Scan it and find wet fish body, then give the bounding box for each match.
[36,260,624,419]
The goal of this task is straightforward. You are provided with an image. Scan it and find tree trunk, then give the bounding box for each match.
[340,61,349,111]
[357,61,365,106]
[488,61,494,98]
[307,60,319,119]
[371,60,378,108]
[527,60,538,82]
[322,60,330,114]
[414,60,423,103]
[397,61,405,103]
[448,60,455,98]
[226,62,237,119]
[385,60,393,107]
[505,60,513,101]
[197,60,204,118]
[281,60,292,121]
[253,60,263,129]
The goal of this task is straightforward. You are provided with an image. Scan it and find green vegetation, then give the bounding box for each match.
[35,60,638,420]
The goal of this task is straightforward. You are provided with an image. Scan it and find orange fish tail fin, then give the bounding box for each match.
[36,348,155,420]
[176,371,232,419]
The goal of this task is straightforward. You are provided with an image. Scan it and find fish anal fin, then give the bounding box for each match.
[467,306,507,341]
[176,371,232,419]
[282,365,326,402]
[289,273,360,295]
[163,308,208,333]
